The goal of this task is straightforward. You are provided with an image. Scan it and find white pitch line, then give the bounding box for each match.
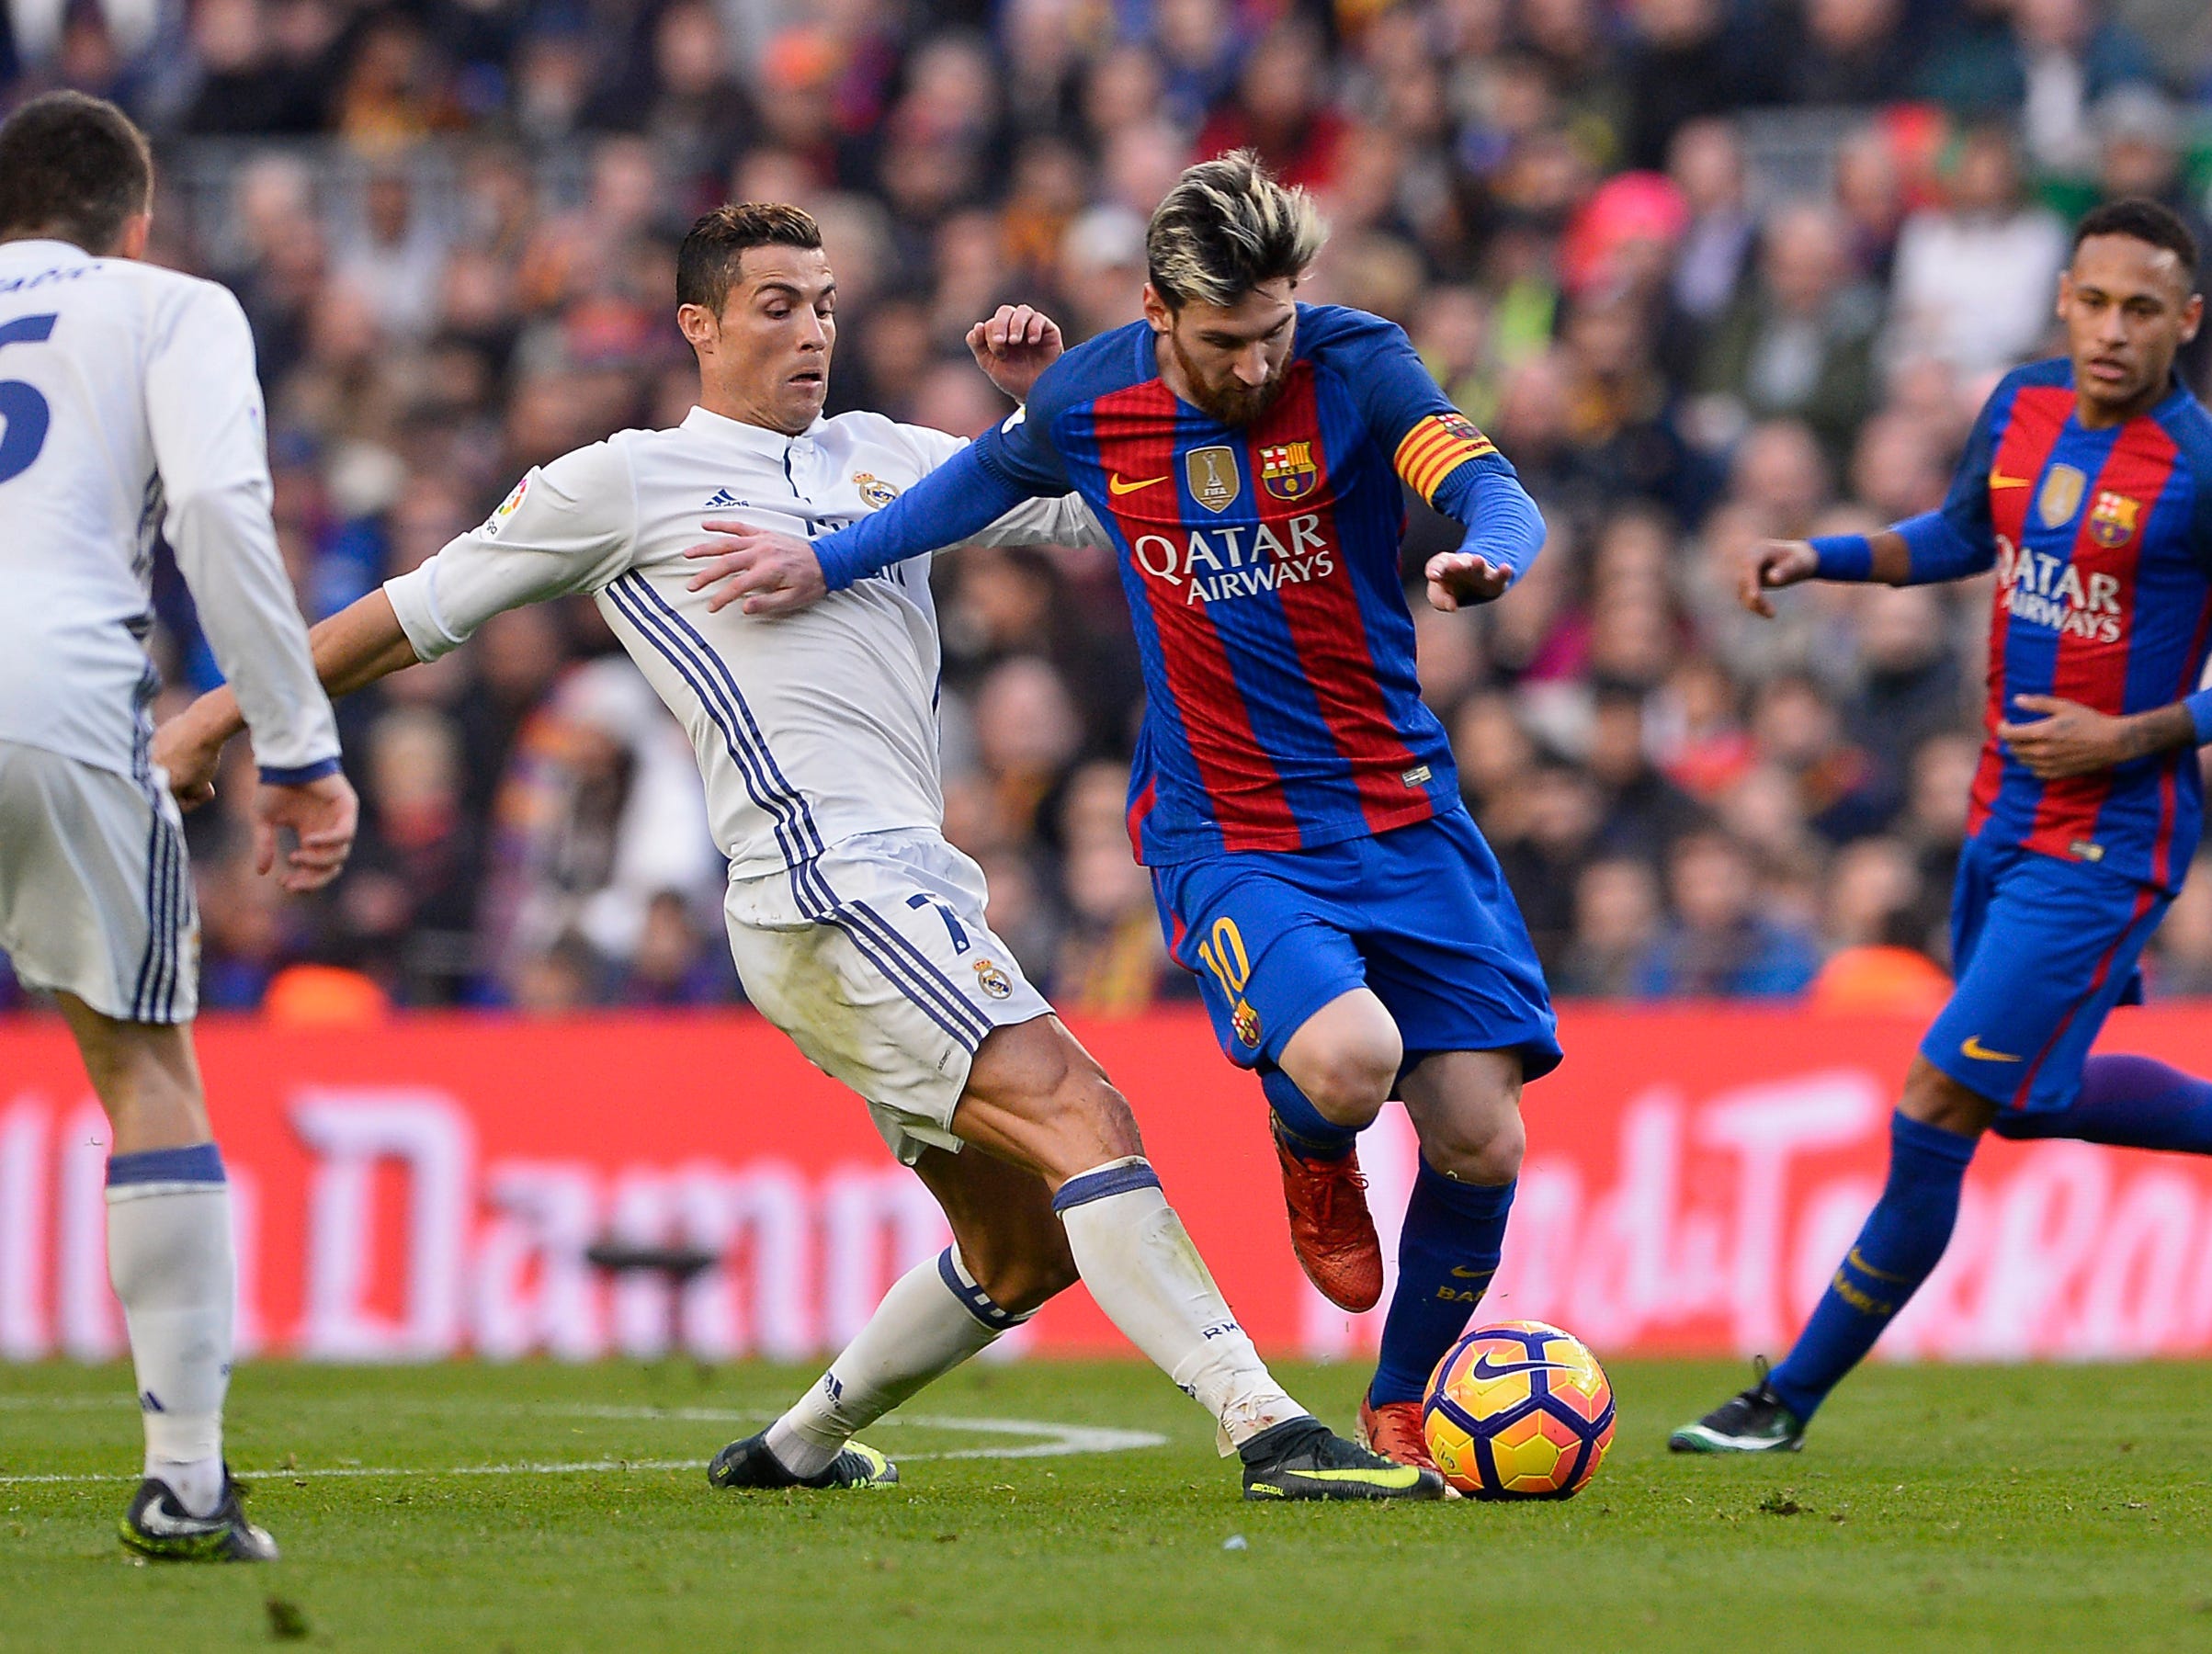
[0,1410,1167,1486]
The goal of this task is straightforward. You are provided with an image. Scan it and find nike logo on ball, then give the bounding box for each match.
[1467,1355,1577,1382]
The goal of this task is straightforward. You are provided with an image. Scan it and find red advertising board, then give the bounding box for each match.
[5,1005,2212,1364]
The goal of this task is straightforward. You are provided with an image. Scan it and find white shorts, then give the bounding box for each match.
[0,740,199,1023]
[724,828,1052,1163]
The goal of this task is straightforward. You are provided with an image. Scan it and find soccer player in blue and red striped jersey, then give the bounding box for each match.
[694,152,1562,1475]
[1673,198,2212,1453]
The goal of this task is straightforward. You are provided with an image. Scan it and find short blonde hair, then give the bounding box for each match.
[1145,150,1327,311]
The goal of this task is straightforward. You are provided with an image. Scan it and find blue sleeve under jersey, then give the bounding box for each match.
[812,445,1031,590]
[1431,456,1548,583]
[811,362,1080,591]
[1911,377,2006,583]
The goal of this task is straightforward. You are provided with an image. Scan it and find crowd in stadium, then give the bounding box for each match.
[5,0,2212,1016]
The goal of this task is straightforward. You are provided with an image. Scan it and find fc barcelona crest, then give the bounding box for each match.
[1259,440,1321,502]
[1185,445,1242,513]
[1231,999,1262,1048]
[2088,490,2140,548]
[2037,464,2087,530]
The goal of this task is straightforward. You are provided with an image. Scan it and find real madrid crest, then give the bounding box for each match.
[853,472,901,510]
[2087,489,2140,548]
[1185,445,1242,514]
[972,957,1013,1000]
[2037,464,2087,530]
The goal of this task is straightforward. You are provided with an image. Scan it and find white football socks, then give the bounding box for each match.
[1053,1158,1306,1453]
[766,1246,1018,1478]
[106,1146,234,1518]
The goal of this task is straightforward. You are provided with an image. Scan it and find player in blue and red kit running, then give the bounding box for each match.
[1673,198,2212,1453]
[693,152,1560,1474]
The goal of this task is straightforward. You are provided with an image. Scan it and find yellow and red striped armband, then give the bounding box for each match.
[1393,412,1497,504]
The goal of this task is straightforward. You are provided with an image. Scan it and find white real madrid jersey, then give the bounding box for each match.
[0,239,338,779]
[384,404,1104,880]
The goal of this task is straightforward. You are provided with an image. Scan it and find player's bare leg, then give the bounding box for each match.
[1266,989,1398,1311]
[951,1013,1441,1499]
[733,1150,1076,1489]
[1349,1048,1526,1470]
[54,995,273,1560]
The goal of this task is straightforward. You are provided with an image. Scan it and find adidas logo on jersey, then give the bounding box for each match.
[702,487,745,510]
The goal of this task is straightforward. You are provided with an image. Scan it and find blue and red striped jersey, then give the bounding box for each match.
[973,304,1521,864]
[1944,358,2212,890]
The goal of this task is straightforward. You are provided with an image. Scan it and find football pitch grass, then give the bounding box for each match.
[4,1358,2208,1652]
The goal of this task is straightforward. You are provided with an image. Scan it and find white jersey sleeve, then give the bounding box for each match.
[145,279,340,776]
[385,441,638,662]
[903,425,1106,549]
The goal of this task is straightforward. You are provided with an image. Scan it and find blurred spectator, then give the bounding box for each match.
[1695,203,1882,462]
[1636,830,1823,997]
[1886,126,2066,376]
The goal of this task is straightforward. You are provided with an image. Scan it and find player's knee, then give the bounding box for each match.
[1032,1054,1142,1174]
[1290,1033,1401,1126]
[1067,1075,1142,1163]
[1420,1100,1525,1185]
[1900,1058,1998,1138]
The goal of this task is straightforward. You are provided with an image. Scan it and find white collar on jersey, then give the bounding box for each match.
[0,237,93,265]
[681,403,830,451]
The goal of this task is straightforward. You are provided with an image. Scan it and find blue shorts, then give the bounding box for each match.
[1922,834,2167,1114]
[1148,809,1561,1085]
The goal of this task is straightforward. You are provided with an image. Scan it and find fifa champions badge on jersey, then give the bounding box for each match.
[482,475,528,537]
[1185,445,1242,513]
[1259,440,1321,501]
[972,957,1014,1000]
[1231,998,1262,1048]
[853,472,900,509]
[2087,490,2140,548]
[2036,464,2087,530]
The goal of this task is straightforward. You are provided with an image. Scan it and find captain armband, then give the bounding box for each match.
[1393,413,1498,506]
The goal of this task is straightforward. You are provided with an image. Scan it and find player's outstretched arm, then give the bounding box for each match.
[154,590,422,808]
[1741,512,1992,617]
[685,440,1044,616]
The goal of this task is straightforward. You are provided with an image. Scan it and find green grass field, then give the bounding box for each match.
[4,1357,2208,1652]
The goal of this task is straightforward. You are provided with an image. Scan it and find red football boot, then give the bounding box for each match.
[1357,1392,1444,1476]
[1272,1119,1383,1312]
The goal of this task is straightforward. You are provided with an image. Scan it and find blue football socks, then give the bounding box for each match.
[1766,1111,1976,1422]
[1262,1067,1360,1161]
[1367,1164,1515,1406]
[1992,1054,2212,1152]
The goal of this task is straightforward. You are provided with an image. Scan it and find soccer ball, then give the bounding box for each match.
[1421,1320,1616,1499]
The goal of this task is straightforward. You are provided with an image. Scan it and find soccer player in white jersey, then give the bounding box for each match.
[0,93,358,1561]
[159,203,1440,1502]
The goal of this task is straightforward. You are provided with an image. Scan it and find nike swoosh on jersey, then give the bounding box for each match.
[1960,1036,2023,1062]
[1989,472,2034,490]
[1466,1356,1578,1382]
[1448,1266,1494,1279]
[1108,473,1166,495]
